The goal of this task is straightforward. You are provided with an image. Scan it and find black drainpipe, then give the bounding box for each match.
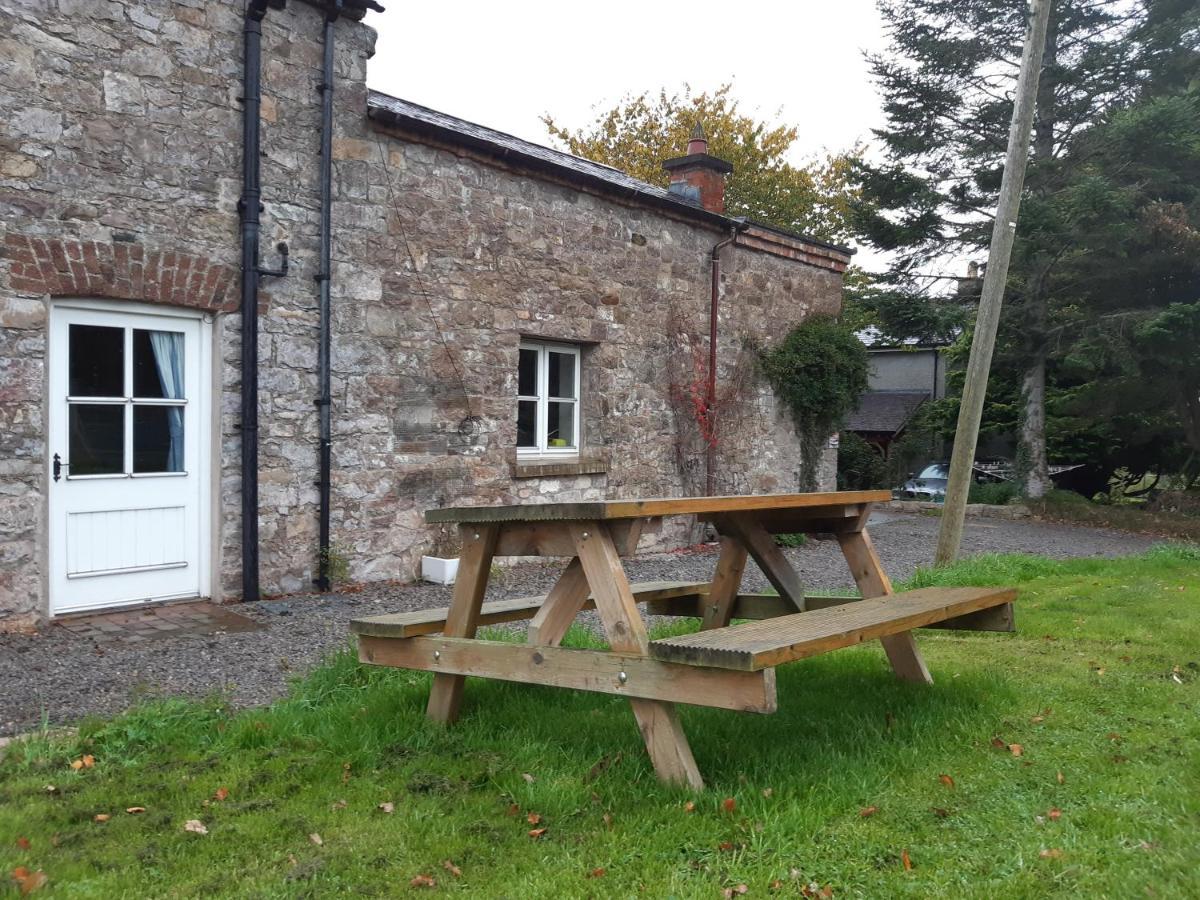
[240,0,289,602]
[314,0,341,591]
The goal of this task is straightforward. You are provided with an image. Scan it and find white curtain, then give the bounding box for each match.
[149,330,185,471]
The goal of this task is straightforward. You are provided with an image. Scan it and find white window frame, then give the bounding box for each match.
[517,340,581,459]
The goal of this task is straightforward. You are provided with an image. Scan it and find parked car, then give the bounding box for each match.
[894,462,951,501]
[893,460,1010,502]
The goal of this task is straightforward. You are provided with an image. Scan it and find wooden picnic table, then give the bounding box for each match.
[351,490,1016,789]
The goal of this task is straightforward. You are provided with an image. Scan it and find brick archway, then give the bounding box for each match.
[3,234,237,312]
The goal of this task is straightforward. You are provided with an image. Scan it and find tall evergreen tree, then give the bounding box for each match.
[854,0,1199,496]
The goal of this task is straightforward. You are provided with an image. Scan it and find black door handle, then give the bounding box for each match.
[53,453,63,482]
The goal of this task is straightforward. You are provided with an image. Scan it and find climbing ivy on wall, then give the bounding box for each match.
[759,316,869,490]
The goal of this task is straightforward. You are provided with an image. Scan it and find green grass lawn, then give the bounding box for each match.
[3,546,1198,898]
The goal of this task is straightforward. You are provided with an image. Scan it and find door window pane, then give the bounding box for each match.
[547,401,575,448]
[133,329,185,399]
[69,324,124,397]
[517,400,537,447]
[134,405,185,473]
[518,347,538,396]
[548,351,576,399]
[69,404,124,475]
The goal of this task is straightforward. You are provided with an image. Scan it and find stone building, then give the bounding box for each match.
[0,0,851,631]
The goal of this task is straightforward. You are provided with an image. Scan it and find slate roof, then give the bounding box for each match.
[846,391,930,435]
[366,90,852,257]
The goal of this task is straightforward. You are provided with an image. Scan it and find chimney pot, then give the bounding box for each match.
[663,120,733,214]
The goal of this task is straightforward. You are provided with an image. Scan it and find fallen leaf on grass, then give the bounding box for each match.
[410,874,435,888]
[93,814,110,823]
[521,773,536,784]
[1107,732,1122,742]
[183,820,208,835]
[125,807,145,815]
[213,787,229,802]
[722,884,749,897]
[990,737,1006,750]
[722,797,736,814]
[770,879,784,891]
[762,788,774,798]
[341,762,351,786]
[442,859,462,877]
[308,833,323,846]
[938,774,955,789]
[683,801,696,813]
[718,841,735,852]
[528,827,547,839]
[15,837,30,850]
[506,803,520,817]
[11,867,48,895]
[602,813,613,828]
[331,799,347,811]
[800,884,834,899]
[1009,743,1024,757]
[931,808,950,819]
[901,849,912,871]
[526,812,542,825]
[1056,771,1065,785]
[1048,808,1062,821]
[587,868,605,878]
[859,806,878,818]
[69,755,95,771]
[378,802,395,814]
[1039,848,1063,859]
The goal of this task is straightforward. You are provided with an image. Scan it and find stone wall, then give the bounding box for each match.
[0,0,846,628]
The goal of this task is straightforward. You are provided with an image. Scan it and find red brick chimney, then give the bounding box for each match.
[663,122,734,213]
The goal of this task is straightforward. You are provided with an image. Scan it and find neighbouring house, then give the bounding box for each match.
[0,0,852,630]
[846,327,949,457]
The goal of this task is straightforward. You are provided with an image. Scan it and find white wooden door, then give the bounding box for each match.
[48,302,210,615]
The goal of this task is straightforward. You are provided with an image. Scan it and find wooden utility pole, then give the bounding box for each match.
[935,0,1054,564]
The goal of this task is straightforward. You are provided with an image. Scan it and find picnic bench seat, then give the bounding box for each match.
[351,581,710,638]
[649,585,1017,670]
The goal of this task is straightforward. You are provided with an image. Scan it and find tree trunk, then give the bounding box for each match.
[1018,0,1058,503]
[1019,348,1051,499]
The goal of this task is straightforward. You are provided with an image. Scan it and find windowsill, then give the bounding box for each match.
[511,452,609,479]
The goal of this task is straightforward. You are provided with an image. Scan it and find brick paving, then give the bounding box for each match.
[53,600,262,646]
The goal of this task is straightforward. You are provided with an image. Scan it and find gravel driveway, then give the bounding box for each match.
[0,513,1158,736]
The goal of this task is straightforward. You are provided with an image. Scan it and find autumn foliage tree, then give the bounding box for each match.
[543,84,862,244]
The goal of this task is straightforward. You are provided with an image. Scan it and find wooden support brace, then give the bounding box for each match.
[360,635,777,713]
[701,536,748,630]
[526,557,591,646]
[426,523,499,723]
[836,528,932,685]
[715,512,806,611]
[571,521,704,790]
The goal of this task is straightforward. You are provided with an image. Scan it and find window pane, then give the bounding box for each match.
[518,347,538,396]
[548,351,576,400]
[69,404,124,475]
[547,401,575,448]
[517,399,537,447]
[133,329,185,399]
[134,405,185,473]
[69,324,124,397]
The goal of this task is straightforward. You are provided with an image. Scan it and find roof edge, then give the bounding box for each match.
[365,90,855,267]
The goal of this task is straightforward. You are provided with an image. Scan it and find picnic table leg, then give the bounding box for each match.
[702,536,748,630]
[716,512,806,611]
[426,523,500,723]
[527,557,590,646]
[570,520,704,790]
[837,528,933,685]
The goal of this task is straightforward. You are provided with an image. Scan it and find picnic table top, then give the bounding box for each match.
[424,490,892,524]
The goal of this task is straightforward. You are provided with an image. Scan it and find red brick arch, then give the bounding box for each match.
[3,234,238,312]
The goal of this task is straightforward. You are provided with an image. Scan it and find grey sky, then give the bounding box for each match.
[363,1,890,166]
